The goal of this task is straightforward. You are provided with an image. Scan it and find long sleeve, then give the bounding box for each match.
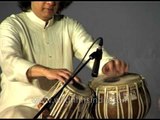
[0,15,36,83]
[66,17,114,75]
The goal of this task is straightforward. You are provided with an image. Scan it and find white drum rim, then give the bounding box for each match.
[89,72,144,89]
[62,82,93,97]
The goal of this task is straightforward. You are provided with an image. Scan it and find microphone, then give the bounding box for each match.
[91,37,103,77]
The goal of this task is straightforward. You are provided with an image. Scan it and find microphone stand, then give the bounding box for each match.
[33,50,99,119]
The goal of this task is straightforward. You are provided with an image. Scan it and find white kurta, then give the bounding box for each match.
[0,11,114,117]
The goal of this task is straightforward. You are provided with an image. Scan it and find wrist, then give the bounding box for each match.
[26,64,49,80]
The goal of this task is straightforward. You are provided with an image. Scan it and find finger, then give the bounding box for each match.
[119,61,128,74]
[56,75,66,83]
[73,76,81,83]
[56,69,73,81]
[114,59,122,73]
[125,63,129,72]
[114,59,129,75]
[58,72,70,80]
[57,70,76,84]
[104,61,120,78]
[60,69,72,75]
[104,60,114,74]
[58,69,81,83]
[119,60,126,74]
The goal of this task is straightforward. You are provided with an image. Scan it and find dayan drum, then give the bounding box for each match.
[37,81,95,119]
[89,73,151,119]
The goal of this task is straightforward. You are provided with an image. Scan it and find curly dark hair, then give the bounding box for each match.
[17,1,73,13]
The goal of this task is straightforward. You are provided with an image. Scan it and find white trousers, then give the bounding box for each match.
[0,105,40,118]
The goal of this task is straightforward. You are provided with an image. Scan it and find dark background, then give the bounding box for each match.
[0,1,160,118]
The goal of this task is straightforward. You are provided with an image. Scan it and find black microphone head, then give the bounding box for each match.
[98,37,103,46]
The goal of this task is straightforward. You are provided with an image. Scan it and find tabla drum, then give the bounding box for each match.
[37,81,95,119]
[88,73,151,119]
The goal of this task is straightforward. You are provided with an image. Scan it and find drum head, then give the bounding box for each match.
[66,81,93,97]
[89,72,144,89]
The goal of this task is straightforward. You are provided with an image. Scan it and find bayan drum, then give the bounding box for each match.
[37,81,95,119]
[89,73,151,119]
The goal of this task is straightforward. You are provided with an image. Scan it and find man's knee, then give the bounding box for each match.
[0,105,38,118]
